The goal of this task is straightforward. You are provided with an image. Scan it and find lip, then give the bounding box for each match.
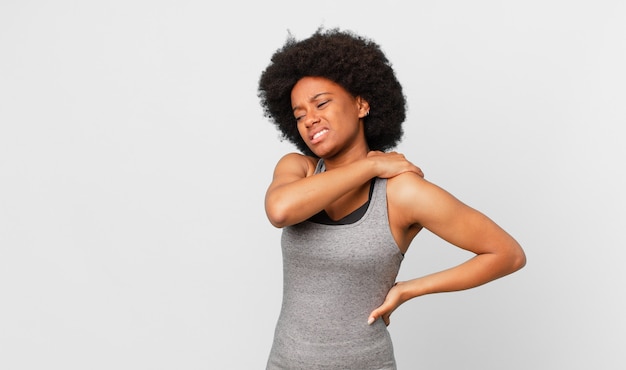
[309,128,329,144]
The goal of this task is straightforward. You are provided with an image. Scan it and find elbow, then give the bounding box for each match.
[508,243,527,273]
[512,252,527,272]
[267,213,288,228]
[265,201,290,228]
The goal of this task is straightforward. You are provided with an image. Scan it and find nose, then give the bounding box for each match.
[303,113,320,128]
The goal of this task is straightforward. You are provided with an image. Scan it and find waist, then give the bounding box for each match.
[268,318,396,369]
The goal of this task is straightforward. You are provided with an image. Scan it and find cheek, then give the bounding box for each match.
[296,123,307,139]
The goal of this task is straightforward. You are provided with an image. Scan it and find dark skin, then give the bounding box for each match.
[265,76,526,326]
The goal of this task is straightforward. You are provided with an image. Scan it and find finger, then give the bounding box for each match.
[367,308,380,325]
[367,315,376,325]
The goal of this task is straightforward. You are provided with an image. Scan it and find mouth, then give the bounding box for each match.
[310,129,329,144]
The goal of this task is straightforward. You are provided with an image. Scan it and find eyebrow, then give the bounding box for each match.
[292,92,331,112]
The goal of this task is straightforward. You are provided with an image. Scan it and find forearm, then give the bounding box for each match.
[399,250,525,300]
[265,158,376,227]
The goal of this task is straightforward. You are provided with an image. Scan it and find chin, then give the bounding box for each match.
[307,146,325,158]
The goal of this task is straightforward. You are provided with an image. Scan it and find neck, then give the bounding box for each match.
[322,143,369,171]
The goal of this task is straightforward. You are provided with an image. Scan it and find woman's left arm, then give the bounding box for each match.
[369,173,526,325]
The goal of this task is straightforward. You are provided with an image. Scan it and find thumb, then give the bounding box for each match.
[369,296,400,326]
[367,314,378,325]
[367,306,383,325]
[367,312,378,325]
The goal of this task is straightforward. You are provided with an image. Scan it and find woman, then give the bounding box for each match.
[258,28,526,369]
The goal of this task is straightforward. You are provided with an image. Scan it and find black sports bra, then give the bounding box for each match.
[308,180,375,225]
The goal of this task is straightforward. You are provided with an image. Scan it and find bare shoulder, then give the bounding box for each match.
[276,152,316,166]
[273,153,318,176]
[386,171,434,202]
[386,171,464,223]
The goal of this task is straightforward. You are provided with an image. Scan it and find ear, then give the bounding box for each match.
[356,96,370,118]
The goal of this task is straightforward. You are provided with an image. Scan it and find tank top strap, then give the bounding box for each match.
[314,158,325,174]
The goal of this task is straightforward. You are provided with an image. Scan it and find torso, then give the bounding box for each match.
[267,174,402,369]
[304,155,422,254]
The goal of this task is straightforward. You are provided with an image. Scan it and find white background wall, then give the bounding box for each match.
[1,1,624,369]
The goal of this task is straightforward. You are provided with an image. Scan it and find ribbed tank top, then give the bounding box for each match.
[266,159,404,369]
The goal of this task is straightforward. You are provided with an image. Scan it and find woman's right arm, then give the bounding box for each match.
[265,151,422,228]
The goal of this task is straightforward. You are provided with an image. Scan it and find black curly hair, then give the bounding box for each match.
[258,27,407,157]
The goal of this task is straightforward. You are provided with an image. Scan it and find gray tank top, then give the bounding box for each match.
[266,159,404,369]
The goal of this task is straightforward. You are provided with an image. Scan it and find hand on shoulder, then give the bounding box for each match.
[367,151,424,179]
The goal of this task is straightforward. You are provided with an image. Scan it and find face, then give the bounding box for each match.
[291,76,370,159]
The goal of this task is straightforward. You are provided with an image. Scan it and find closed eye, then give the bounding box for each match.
[293,98,330,122]
[317,100,329,108]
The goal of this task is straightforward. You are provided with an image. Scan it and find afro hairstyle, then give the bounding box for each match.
[258,27,407,157]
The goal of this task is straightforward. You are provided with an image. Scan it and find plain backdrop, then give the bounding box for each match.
[1,1,624,369]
